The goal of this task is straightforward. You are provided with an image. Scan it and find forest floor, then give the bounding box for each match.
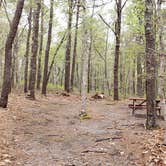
[0,91,166,166]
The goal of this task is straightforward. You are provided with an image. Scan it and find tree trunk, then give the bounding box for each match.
[11,36,19,89]
[119,53,123,96]
[136,15,144,97]
[15,54,19,86]
[87,0,95,93]
[46,33,66,86]
[80,0,89,115]
[42,0,54,95]
[0,0,24,108]
[29,0,41,99]
[37,0,44,90]
[24,7,32,93]
[113,0,122,100]
[64,0,73,93]
[132,59,136,95]
[61,68,64,87]
[76,63,80,89]
[159,53,166,116]
[137,53,143,97]
[71,0,80,91]
[145,0,157,129]
[104,29,111,95]
[157,0,166,143]
[94,69,97,91]
[87,37,92,93]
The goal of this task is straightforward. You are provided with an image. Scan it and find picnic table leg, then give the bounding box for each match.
[132,99,135,115]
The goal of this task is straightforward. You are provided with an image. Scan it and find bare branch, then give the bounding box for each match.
[47,32,67,82]
[98,14,116,35]
[121,0,128,11]
[18,23,28,39]
[94,45,105,61]
[2,1,11,26]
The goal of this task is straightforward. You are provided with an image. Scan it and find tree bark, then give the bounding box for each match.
[24,7,32,93]
[119,53,123,96]
[87,0,95,93]
[158,0,165,117]
[42,0,54,95]
[37,0,44,90]
[136,14,144,97]
[159,53,166,115]
[11,35,19,89]
[29,0,41,99]
[64,0,73,93]
[76,63,80,89]
[87,36,92,93]
[80,0,89,115]
[104,29,111,95]
[71,0,80,91]
[132,59,136,95]
[137,53,143,97]
[113,0,122,100]
[0,0,25,108]
[145,0,157,129]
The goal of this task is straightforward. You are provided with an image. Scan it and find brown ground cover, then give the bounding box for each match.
[0,92,165,166]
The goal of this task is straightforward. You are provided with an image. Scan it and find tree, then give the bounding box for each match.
[99,0,127,99]
[113,0,122,100]
[46,33,67,85]
[37,0,44,90]
[24,6,32,93]
[11,34,18,89]
[93,29,111,95]
[71,0,80,91]
[135,0,144,97]
[0,0,25,108]
[104,29,111,95]
[145,0,157,129]
[80,0,89,116]
[114,0,128,100]
[42,0,54,95]
[157,0,166,143]
[137,52,143,96]
[87,0,95,93]
[64,0,73,93]
[28,0,41,99]
[124,0,144,97]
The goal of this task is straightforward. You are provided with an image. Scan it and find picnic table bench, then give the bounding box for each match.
[128,97,161,116]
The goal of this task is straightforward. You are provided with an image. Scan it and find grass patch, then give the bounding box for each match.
[47,83,64,90]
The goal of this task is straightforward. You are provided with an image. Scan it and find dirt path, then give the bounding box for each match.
[0,93,165,166]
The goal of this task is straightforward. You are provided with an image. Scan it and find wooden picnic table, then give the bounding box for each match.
[128,97,161,115]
